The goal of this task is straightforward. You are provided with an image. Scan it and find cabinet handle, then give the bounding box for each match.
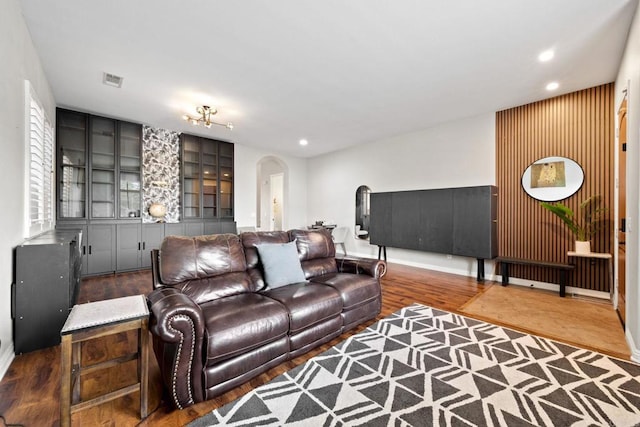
[82,246,86,255]
[143,242,146,250]
[89,245,92,255]
[138,242,141,251]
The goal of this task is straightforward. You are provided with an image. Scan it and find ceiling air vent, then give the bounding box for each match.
[102,72,123,88]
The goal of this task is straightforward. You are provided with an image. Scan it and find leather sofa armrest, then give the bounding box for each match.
[147,287,206,408]
[336,257,387,279]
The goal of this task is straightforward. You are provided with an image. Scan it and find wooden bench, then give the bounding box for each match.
[495,256,575,297]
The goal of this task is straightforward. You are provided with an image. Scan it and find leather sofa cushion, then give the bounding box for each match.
[263,282,342,334]
[178,271,255,305]
[160,234,247,284]
[310,273,380,310]
[241,231,290,290]
[201,293,289,365]
[289,229,336,261]
[241,231,290,269]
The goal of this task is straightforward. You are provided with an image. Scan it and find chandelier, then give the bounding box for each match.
[183,105,233,130]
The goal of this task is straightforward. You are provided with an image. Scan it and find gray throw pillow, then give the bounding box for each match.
[256,241,307,288]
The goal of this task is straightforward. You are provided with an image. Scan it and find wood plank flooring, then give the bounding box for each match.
[0,263,626,427]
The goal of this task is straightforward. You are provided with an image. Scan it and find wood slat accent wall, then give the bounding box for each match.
[496,83,614,292]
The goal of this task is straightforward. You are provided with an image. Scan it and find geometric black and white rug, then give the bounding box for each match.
[189,303,640,427]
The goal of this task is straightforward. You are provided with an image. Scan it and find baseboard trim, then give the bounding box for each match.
[0,341,15,381]
[627,329,640,363]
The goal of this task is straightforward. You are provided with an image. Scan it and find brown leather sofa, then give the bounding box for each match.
[147,229,386,409]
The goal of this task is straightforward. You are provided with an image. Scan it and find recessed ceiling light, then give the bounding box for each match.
[299,139,308,146]
[538,49,554,62]
[546,82,559,91]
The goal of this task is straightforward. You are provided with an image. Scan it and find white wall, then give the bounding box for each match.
[0,0,56,377]
[307,112,496,275]
[615,3,640,362]
[234,144,309,231]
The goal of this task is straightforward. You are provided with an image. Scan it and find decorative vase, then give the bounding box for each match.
[149,202,167,223]
[575,240,591,254]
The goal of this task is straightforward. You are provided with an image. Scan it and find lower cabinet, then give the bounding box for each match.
[141,224,165,268]
[13,230,82,353]
[57,220,236,275]
[87,224,116,275]
[117,223,166,271]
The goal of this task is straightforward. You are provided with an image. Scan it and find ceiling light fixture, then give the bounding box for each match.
[546,82,559,91]
[299,139,308,146]
[538,49,554,62]
[183,105,233,130]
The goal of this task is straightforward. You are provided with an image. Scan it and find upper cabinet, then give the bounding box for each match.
[180,134,234,221]
[57,109,142,222]
[57,110,87,219]
[118,122,142,218]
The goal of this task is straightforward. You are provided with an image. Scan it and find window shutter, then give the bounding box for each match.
[26,81,54,236]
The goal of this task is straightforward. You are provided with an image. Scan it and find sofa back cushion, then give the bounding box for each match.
[159,234,253,304]
[289,229,338,278]
[241,231,290,290]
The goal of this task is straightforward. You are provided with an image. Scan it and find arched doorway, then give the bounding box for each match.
[256,156,288,231]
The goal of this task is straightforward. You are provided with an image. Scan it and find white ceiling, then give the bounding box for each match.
[18,0,638,158]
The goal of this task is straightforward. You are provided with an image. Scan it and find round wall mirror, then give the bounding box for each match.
[355,185,371,239]
[521,156,584,201]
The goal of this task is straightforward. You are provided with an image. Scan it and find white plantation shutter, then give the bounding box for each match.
[26,81,54,236]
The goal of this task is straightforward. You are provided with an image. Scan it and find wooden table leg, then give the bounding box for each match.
[139,318,149,418]
[60,335,72,427]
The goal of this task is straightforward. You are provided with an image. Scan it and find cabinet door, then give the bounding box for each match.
[204,222,221,235]
[57,109,88,219]
[219,221,237,234]
[141,224,165,268]
[58,224,89,276]
[219,142,234,218]
[15,242,71,353]
[119,122,142,219]
[116,223,142,271]
[164,223,184,237]
[369,193,392,246]
[452,186,497,259]
[87,224,116,274]
[418,189,453,254]
[90,117,116,219]
[202,141,218,218]
[390,192,422,250]
[184,222,204,236]
[182,135,201,219]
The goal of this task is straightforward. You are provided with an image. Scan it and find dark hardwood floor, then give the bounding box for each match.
[0,263,617,426]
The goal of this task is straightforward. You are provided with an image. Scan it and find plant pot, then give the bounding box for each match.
[575,240,591,254]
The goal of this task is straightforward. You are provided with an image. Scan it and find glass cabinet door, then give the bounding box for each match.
[219,142,233,218]
[58,110,87,219]
[90,117,116,218]
[181,135,234,221]
[182,136,201,219]
[202,141,218,218]
[118,122,142,218]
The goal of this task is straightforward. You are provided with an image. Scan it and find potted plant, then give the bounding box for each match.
[540,195,606,254]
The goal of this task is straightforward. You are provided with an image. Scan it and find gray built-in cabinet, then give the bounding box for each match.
[56,109,236,276]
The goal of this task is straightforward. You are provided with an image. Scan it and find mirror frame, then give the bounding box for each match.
[521,156,584,202]
[355,185,371,239]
